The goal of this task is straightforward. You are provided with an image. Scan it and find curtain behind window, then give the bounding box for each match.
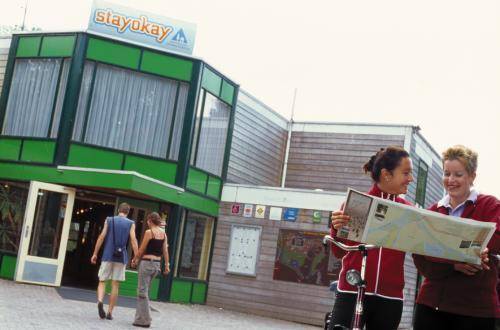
[168,83,188,161]
[2,58,65,137]
[74,62,180,158]
[194,92,230,176]
[49,59,71,138]
[72,61,96,141]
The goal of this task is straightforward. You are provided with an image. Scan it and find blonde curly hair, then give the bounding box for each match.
[442,145,478,175]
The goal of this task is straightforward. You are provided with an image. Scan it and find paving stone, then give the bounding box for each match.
[0,279,319,329]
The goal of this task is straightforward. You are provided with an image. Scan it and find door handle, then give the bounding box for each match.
[25,225,30,238]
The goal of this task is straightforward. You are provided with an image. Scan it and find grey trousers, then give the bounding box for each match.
[134,260,160,326]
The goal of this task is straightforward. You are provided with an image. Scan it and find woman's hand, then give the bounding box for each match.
[453,262,483,275]
[163,265,170,276]
[480,248,490,270]
[131,258,138,268]
[331,210,350,230]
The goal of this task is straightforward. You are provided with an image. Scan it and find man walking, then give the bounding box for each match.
[91,202,138,320]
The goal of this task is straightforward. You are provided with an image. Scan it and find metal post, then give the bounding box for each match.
[280,88,297,188]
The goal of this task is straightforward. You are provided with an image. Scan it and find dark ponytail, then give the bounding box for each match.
[363,146,409,182]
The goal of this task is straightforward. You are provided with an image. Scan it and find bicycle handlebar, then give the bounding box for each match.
[323,235,377,251]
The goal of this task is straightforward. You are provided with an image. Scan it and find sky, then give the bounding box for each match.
[2,0,500,197]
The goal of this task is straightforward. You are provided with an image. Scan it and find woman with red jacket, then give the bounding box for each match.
[413,145,499,330]
[330,146,414,329]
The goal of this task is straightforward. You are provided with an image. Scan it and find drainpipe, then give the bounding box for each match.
[281,88,297,188]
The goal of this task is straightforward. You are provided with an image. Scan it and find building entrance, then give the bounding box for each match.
[61,195,115,289]
[61,193,162,289]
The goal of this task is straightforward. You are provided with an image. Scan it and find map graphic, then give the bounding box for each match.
[340,189,496,264]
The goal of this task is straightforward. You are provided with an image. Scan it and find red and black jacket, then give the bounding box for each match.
[330,184,412,300]
[413,194,500,318]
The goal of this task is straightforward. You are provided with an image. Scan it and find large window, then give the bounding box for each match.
[72,61,189,159]
[0,181,29,253]
[2,58,70,137]
[415,160,428,207]
[273,229,340,286]
[190,91,231,176]
[177,211,214,280]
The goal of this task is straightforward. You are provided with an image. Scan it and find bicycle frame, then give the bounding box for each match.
[323,235,377,330]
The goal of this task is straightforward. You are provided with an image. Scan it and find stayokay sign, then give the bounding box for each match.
[88,0,196,55]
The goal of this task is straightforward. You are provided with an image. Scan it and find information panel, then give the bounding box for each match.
[226,225,261,276]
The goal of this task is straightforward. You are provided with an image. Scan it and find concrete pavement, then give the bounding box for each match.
[0,279,320,329]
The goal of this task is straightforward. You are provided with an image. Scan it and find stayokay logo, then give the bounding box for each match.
[172,29,188,44]
[94,9,173,43]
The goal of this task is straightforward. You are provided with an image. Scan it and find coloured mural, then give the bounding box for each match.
[273,229,341,286]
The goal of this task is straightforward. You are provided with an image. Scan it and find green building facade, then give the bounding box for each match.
[0,32,239,304]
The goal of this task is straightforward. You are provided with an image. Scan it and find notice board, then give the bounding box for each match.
[226,224,262,276]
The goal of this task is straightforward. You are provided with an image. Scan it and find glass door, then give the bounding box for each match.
[15,181,75,286]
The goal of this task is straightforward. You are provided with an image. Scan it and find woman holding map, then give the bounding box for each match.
[413,145,499,330]
[329,146,414,329]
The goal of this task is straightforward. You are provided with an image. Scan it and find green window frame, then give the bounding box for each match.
[189,90,231,176]
[415,159,428,207]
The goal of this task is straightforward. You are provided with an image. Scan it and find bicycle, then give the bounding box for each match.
[323,234,377,330]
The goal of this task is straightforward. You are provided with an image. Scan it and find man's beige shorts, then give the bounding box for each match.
[98,262,126,281]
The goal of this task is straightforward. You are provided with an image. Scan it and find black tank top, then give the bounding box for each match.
[145,231,165,257]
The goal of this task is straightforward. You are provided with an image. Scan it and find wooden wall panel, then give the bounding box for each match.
[208,202,335,326]
[226,91,288,187]
[284,131,406,193]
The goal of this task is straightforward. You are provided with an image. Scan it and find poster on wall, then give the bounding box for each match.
[273,229,341,286]
[312,210,322,223]
[231,204,241,215]
[284,208,299,222]
[226,225,262,276]
[243,204,253,218]
[255,205,266,219]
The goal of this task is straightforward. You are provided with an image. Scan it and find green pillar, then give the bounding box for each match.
[174,60,202,188]
[53,33,88,165]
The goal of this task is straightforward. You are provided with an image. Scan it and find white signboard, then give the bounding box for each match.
[226,225,261,276]
[269,207,282,221]
[88,0,197,55]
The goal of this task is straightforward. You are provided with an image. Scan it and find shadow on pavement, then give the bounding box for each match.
[56,286,158,312]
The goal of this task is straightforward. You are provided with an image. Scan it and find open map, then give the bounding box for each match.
[337,189,496,264]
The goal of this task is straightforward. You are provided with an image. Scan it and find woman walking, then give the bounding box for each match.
[132,212,170,328]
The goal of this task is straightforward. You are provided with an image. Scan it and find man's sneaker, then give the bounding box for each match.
[98,302,106,319]
[106,313,113,320]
